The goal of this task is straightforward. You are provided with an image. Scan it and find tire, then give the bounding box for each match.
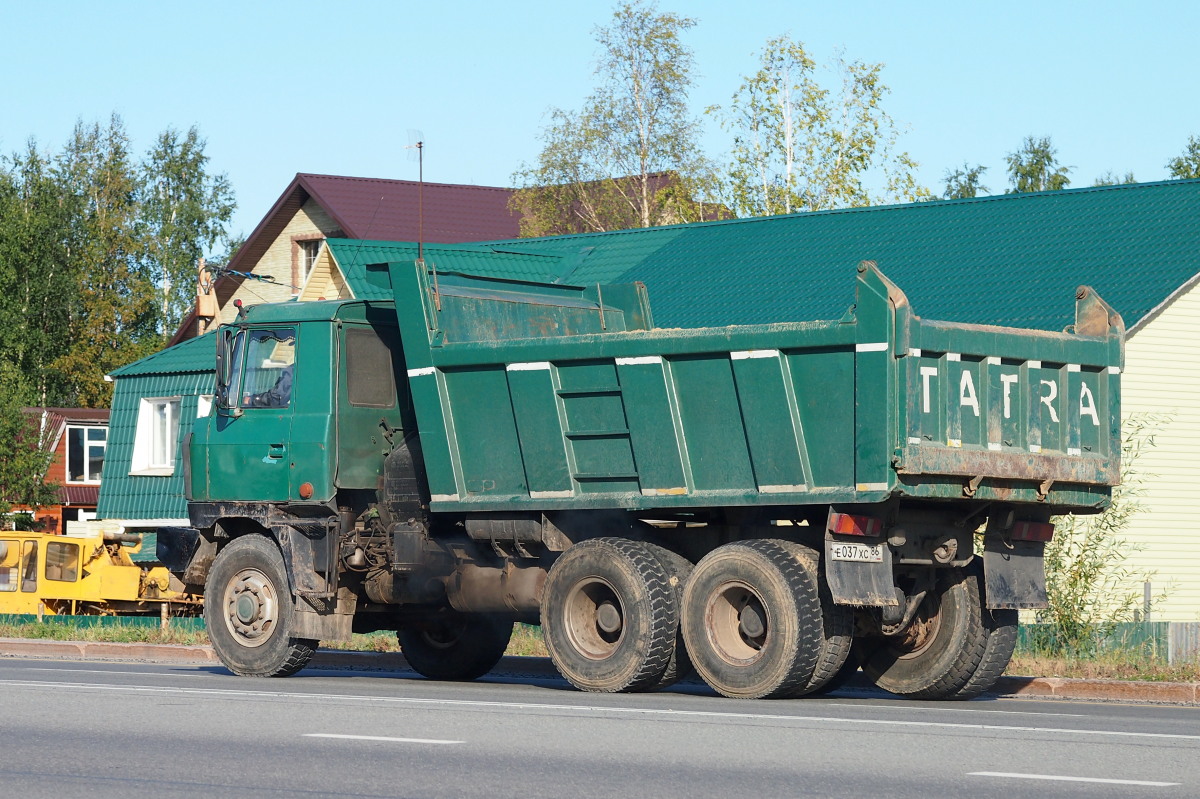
[643,544,694,690]
[541,538,678,693]
[860,566,992,699]
[681,539,823,699]
[398,610,513,681]
[204,534,317,677]
[782,543,854,697]
[944,562,1018,700]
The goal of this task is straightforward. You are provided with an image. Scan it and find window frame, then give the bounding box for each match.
[130,396,183,476]
[66,424,108,484]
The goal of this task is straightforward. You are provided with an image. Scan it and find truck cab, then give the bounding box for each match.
[191,301,408,506]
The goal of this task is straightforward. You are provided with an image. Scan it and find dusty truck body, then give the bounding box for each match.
[159,259,1122,699]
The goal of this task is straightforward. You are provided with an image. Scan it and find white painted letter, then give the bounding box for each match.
[960,370,980,417]
[1000,373,1019,419]
[1039,379,1060,423]
[920,366,939,413]
[1079,382,1100,426]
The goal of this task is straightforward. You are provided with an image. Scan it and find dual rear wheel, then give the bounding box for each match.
[541,537,852,698]
[542,538,1010,701]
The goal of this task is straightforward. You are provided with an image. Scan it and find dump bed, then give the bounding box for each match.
[367,259,1122,515]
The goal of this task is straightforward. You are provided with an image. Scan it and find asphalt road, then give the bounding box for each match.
[0,657,1197,799]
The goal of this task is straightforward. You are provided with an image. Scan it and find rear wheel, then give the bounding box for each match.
[541,538,678,693]
[681,539,823,699]
[399,610,513,681]
[643,544,694,690]
[205,535,317,677]
[785,544,854,697]
[860,566,994,699]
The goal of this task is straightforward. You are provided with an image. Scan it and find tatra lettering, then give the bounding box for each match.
[1079,382,1100,426]
[920,366,939,413]
[1000,373,1019,419]
[1040,380,1059,423]
[918,361,1102,429]
[959,370,980,417]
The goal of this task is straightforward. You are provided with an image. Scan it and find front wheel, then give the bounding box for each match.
[204,534,317,677]
[398,611,513,681]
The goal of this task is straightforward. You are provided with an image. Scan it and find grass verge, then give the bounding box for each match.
[1007,653,1200,683]
[0,620,551,658]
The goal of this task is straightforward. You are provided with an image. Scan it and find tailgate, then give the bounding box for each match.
[855,265,1124,499]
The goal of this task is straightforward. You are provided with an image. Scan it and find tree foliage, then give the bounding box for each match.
[141,127,236,334]
[1035,414,1167,656]
[0,387,60,514]
[1005,135,1071,193]
[710,35,929,217]
[0,115,235,409]
[511,0,713,236]
[942,163,989,199]
[1166,135,1200,180]
[1093,170,1136,187]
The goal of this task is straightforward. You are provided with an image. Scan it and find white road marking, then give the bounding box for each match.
[305,734,461,745]
[970,772,1179,787]
[0,679,1192,742]
[7,667,1089,719]
[9,667,1084,715]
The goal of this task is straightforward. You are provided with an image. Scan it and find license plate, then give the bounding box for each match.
[830,542,884,562]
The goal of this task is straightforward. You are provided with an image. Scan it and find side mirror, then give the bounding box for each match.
[216,327,238,409]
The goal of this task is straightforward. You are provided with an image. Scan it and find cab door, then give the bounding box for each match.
[209,327,296,502]
[334,324,408,489]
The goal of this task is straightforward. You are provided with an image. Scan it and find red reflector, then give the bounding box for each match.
[1011,521,1054,542]
[828,512,883,537]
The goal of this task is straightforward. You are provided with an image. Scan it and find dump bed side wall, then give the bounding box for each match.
[382,260,1121,515]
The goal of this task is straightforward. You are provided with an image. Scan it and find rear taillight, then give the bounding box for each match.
[1011,521,1055,542]
[827,512,884,537]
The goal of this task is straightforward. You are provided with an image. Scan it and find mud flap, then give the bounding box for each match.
[824,533,899,607]
[983,538,1047,609]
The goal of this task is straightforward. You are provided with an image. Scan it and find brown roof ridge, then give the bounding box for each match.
[297,173,516,193]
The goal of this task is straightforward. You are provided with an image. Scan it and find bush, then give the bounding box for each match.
[1035,413,1168,657]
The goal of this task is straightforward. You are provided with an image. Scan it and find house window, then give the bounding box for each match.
[130,397,182,476]
[66,425,107,483]
[299,239,322,282]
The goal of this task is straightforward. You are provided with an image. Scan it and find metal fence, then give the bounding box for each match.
[0,614,206,632]
[1016,622,1200,665]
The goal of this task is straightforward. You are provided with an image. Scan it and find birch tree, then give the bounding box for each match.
[711,36,929,217]
[512,1,713,236]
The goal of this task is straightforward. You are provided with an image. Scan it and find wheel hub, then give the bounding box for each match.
[706,581,769,664]
[738,603,765,639]
[564,577,625,660]
[224,568,278,648]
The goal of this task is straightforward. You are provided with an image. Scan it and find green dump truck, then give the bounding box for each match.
[159,259,1123,700]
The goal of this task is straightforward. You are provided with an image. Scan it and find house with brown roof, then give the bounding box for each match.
[8,408,110,533]
[172,173,522,344]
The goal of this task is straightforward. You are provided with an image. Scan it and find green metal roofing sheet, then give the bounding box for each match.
[327,239,571,299]
[108,331,216,378]
[466,179,1200,332]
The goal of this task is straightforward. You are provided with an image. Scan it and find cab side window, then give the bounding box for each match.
[20,541,37,593]
[0,540,16,592]
[346,328,398,408]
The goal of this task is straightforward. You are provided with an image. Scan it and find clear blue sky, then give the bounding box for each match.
[3,0,1196,244]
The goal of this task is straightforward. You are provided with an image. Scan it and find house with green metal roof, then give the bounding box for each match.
[93,333,215,560]
[98,179,1200,618]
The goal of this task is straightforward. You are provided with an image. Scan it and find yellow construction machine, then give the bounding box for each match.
[0,527,201,616]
